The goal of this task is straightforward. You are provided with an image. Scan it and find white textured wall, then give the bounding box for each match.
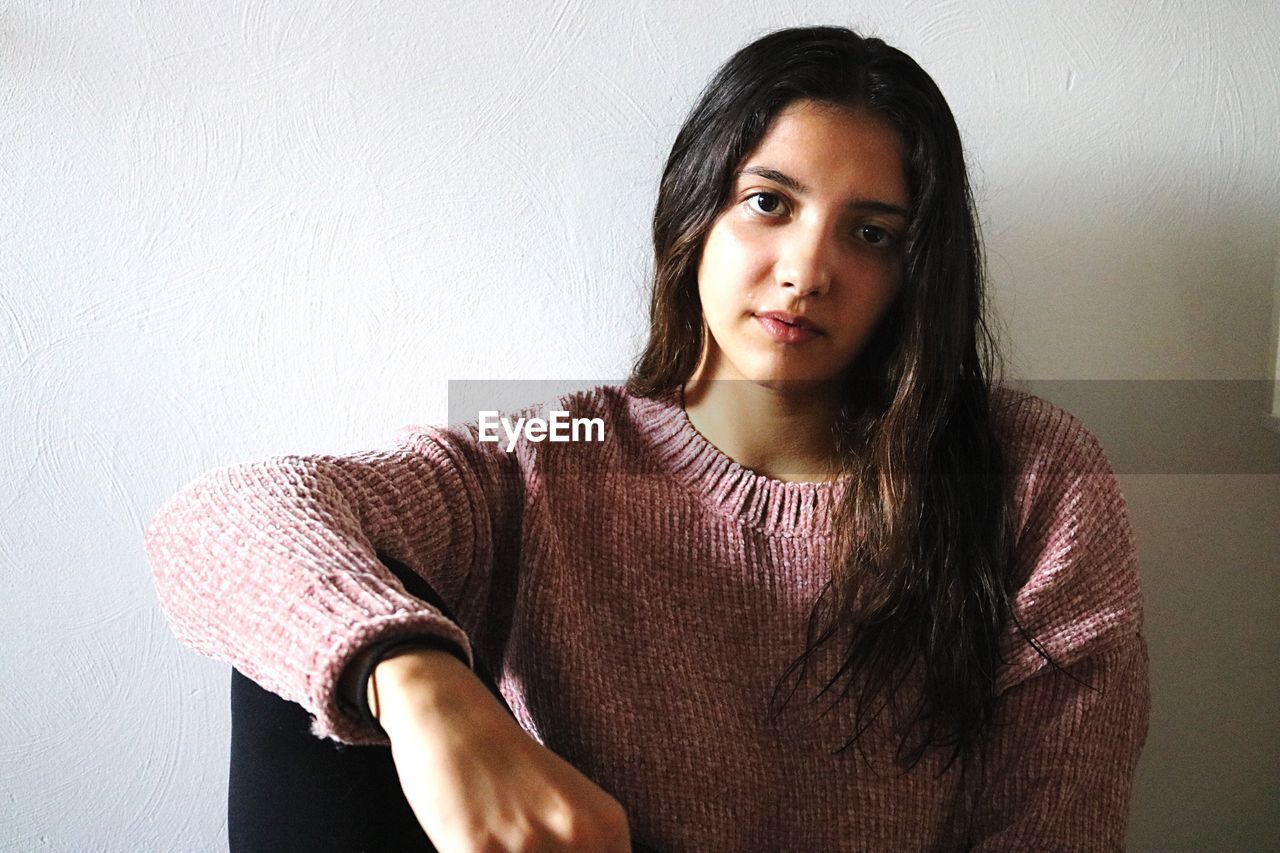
[3,2,1278,849]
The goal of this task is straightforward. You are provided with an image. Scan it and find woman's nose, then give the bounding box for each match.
[773,224,834,297]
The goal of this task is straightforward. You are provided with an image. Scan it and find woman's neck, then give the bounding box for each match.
[681,375,844,483]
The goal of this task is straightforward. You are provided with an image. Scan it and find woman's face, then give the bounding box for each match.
[694,100,910,395]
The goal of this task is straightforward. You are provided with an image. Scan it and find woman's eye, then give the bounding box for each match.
[746,191,787,216]
[855,224,893,246]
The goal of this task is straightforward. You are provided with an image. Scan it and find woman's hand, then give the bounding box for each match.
[373,649,633,852]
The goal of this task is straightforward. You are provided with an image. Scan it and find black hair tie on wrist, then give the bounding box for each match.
[351,636,469,734]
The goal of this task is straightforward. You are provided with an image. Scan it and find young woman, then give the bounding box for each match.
[146,25,1150,852]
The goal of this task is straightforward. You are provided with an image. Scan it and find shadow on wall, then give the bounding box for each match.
[1016,379,1280,475]
[979,142,1280,475]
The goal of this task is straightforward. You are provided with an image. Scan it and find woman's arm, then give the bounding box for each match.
[143,421,522,745]
[965,633,1150,851]
[967,394,1152,849]
[368,646,634,852]
[148,408,637,849]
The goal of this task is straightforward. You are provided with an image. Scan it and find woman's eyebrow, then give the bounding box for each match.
[736,166,909,219]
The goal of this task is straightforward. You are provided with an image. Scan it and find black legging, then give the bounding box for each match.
[228,554,509,852]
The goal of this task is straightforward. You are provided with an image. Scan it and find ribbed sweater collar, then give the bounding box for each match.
[623,387,851,538]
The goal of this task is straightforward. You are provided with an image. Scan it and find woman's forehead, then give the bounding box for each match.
[739,102,909,206]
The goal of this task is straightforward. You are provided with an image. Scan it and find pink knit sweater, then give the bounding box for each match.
[144,383,1149,851]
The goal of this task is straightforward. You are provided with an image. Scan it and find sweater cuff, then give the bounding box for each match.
[337,635,472,734]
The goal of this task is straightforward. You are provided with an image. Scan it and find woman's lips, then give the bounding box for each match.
[755,314,821,344]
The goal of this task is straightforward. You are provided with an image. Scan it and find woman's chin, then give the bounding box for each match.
[695,350,844,394]
[748,373,841,396]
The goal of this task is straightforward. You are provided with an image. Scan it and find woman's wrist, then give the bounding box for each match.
[369,647,481,736]
[339,636,469,734]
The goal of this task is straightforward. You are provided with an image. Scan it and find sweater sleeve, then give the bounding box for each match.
[966,396,1151,850]
[142,420,524,745]
[967,634,1150,851]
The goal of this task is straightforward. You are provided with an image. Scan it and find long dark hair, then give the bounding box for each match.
[626,26,1064,775]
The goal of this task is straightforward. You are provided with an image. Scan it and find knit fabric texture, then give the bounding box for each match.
[143,383,1149,851]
